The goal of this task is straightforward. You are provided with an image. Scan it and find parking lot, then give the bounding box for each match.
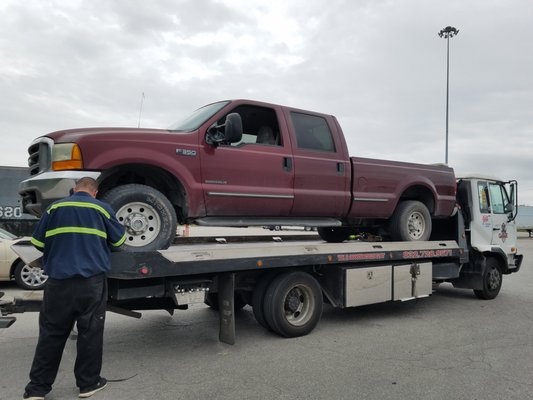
[1,234,532,400]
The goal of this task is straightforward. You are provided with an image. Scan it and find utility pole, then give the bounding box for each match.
[438,26,459,165]
[138,92,145,128]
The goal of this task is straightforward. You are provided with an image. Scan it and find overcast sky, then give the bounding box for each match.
[1,0,532,204]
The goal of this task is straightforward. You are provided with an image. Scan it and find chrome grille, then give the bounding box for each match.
[28,138,52,175]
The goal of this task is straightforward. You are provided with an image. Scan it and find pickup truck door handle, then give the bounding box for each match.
[283,157,293,172]
[337,162,345,175]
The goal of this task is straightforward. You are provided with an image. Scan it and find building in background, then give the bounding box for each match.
[0,166,37,236]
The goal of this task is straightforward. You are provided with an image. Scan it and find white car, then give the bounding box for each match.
[0,227,47,290]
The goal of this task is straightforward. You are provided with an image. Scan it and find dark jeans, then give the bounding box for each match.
[25,273,107,396]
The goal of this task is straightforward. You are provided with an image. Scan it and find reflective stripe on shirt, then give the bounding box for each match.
[46,226,108,239]
[31,237,45,249]
[48,201,111,219]
[112,233,127,247]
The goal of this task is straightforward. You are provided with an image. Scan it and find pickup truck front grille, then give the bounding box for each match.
[28,138,52,175]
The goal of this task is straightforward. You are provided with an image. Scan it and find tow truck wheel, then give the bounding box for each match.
[390,200,431,241]
[474,258,503,300]
[14,259,48,290]
[252,273,278,330]
[101,184,177,251]
[263,271,323,338]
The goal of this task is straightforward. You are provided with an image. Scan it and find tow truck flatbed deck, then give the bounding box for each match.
[108,239,465,279]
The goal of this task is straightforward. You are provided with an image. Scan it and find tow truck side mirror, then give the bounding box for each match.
[205,113,243,147]
[506,180,518,222]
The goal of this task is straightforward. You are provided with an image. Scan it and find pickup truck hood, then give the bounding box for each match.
[44,127,195,144]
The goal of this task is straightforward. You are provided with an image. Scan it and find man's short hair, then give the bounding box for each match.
[75,177,99,193]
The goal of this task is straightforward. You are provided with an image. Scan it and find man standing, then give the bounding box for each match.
[23,177,126,399]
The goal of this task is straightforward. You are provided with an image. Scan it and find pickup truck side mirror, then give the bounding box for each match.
[205,113,243,147]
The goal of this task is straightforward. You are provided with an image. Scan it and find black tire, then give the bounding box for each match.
[252,273,278,330]
[204,292,247,311]
[389,200,432,241]
[14,259,48,290]
[474,258,503,300]
[101,184,177,251]
[317,227,351,243]
[263,271,323,338]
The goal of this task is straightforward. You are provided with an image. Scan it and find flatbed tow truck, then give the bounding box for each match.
[0,176,524,345]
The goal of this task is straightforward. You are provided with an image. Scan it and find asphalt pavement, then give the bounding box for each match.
[1,233,532,400]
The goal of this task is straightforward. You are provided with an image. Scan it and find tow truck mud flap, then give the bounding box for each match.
[218,273,236,345]
[343,262,432,307]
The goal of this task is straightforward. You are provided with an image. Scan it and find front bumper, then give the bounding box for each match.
[511,253,524,273]
[19,170,101,216]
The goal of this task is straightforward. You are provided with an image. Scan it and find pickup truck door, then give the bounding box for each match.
[285,111,351,217]
[200,105,294,216]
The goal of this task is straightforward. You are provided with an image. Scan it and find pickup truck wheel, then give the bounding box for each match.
[14,259,48,290]
[102,184,177,251]
[263,271,323,338]
[390,200,431,241]
[317,227,351,243]
[474,258,502,300]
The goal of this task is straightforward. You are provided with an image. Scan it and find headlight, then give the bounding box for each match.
[51,143,83,170]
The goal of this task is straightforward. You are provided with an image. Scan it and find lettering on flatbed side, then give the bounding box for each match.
[402,249,453,259]
[337,252,386,262]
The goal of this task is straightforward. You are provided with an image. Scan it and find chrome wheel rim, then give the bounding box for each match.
[407,211,426,240]
[117,201,161,247]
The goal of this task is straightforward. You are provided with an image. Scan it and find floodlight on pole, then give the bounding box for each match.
[438,26,459,165]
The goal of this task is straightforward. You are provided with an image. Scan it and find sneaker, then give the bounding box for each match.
[79,377,107,398]
[23,394,45,400]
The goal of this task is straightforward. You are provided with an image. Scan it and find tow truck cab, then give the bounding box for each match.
[449,176,521,297]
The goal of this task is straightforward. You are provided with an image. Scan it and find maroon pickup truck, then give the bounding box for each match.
[19,99,456,251]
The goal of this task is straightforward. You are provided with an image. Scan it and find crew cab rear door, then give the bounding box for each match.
[199,103,294,216]
[284,110,351,217]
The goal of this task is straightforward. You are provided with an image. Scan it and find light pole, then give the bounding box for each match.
[438,26,459,165]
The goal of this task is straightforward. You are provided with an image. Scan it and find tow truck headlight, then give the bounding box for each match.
[51,143,83,170]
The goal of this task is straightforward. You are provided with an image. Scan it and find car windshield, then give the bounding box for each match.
[0,227,17,240]
[168,101,230,131]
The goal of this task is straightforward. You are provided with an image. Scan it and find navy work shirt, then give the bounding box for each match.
[31,191,127,279]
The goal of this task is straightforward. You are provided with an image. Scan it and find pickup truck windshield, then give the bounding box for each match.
[168,101,229,131]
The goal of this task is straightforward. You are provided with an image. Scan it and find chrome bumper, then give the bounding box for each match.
[19,171,101,216]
